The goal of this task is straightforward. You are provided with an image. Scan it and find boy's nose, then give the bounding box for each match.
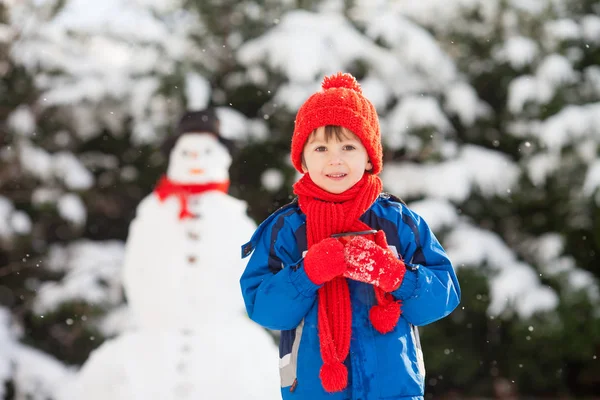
[328,155,343,165]
[327,148,344,164]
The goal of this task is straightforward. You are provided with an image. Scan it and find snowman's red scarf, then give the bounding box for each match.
[154,175,230,220]
[293,173,401,393]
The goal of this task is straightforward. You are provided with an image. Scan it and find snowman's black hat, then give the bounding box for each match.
[162,107,235,155]
[177,108,220,136]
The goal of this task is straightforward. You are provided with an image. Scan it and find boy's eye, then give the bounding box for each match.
[343,145,356,151]
[315,146,327,152]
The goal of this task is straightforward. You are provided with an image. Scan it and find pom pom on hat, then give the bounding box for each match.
[291,72,383,175]
[321,72,363,93]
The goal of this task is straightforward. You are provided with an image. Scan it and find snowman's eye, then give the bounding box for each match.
[181,150,189,157]
[205,148,211,154]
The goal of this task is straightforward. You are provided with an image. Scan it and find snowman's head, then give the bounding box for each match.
[167,133,232,184]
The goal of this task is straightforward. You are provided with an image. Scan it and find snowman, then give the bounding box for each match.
[60,109,281,400]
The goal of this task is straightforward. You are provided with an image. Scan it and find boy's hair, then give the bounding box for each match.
[291,72,383,174]
[309,125,352,142]
[301,125,358,168]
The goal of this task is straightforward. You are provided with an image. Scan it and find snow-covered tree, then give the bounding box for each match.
[389,0,600,396]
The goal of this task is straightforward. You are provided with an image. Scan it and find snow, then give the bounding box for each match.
[364,13,458,90]
[390,0,500,35]
[238,8,461,110]
[526,152,560,187]
[384,96,452,150]
[34,240,125,314]
[7,106,36,137]
[444,82,489,126]
[271,81,322,114]
[494,36,539,69]
[583,160,600,197]
[10,211,32,235]
[216,107,266,142]
[445,224,558,318]
[489,262,558,318]
[343,238,387,288]
[0,196,16,239]
[584,66,600,97]
[1,308,73,399]
[581,15,600,44]
[12,345,74,400]
[17,143,94,190]
[57,194,86,226]
[382,145,519,202]
[261,168,285,192]
[358,76,392,111]
[184,72,211,110]
[0,308,14,398]
[507,55,578,114]
[53,152,94,190]
[529,234,600,304]
[0,197,30,239]
[0,22,14,43]
[239,11,383,84]
[533,103,600,153]
[32,187,61,206]
[19,143,53,181]
[97,305,134,337]
[536,54,578,86]
[544,19,581,43]
[9,0,195,144]
[408,199,459,233]
[51,0,179,42]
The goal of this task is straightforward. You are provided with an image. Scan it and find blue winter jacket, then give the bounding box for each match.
[240,194,460,400]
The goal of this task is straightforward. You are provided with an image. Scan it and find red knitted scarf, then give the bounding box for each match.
[293,173,400,392]
[154,175,230,219]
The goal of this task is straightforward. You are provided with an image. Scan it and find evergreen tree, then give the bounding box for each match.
[394,0,600,396]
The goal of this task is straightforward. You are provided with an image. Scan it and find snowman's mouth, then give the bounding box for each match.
[189,168,205,175]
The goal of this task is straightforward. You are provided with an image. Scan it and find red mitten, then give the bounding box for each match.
[343,232,406,292]
[304,238,347,285]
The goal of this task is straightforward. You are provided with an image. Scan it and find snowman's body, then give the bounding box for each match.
[123,190,257,329]
[66,323,280,400]
[62,133,281,400]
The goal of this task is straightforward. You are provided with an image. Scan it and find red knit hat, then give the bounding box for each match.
[291,72,383,175]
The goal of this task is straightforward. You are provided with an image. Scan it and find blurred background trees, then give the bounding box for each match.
[1,0,599,398]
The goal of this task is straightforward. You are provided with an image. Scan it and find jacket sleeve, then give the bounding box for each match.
[240,213,320,331]
[391,206,461,326]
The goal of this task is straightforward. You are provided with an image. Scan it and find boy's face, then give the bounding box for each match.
[301,127,372,194]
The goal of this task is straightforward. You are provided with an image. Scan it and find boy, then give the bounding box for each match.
[240,72,460,400]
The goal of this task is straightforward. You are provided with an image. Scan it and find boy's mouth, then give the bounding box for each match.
[326,173,347,180]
